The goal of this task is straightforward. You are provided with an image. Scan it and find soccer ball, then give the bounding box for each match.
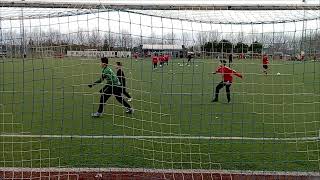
[277,72,281,75]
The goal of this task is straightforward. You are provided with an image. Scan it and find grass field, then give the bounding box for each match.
[0,57,319,172]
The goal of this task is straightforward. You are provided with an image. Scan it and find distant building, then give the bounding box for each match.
[138,44,185,58]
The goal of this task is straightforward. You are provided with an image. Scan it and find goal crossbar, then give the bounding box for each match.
[1,1,320,10]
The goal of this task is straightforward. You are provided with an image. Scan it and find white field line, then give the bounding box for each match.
[0,134,319,141]
[0,167,319,177]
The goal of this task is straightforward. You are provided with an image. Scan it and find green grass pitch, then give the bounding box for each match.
[0,57,319,171]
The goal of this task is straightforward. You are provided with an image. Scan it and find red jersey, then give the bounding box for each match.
[240,53,244,59]
[164,55,169,61]
[152,56,158,63]
[159,55,164,62]
[216,65,243,82]
[263,55,269,65]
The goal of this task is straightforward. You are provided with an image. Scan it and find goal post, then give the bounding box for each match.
[0,1,319,179]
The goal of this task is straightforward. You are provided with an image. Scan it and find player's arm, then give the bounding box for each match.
[232,70,243,79]
[214,66,222,74]
[209,67,221,75]
[88,74,107,88]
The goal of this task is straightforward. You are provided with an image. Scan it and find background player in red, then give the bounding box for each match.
[159,54,164,67]
[152,54,158,69]
[262,53,269,75]
[134,52,138,59]
[211,60,243,103]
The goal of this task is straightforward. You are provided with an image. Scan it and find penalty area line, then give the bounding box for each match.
[0,134,319,141]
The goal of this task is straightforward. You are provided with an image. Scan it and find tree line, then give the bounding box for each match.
[0,28,319,56]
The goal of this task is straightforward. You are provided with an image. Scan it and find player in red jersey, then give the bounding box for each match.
[159,54,164,67]
[134,53,138,59]
[211,60,243,103]
[262,53,269,75]
[152,54,158,69]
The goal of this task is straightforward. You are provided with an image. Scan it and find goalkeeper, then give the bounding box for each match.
[210,60,243,103]
[88,57,133,117]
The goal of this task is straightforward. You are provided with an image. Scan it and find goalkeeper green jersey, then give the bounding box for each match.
[101,66,120,86]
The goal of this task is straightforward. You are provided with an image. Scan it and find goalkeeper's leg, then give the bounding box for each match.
[92,86,112,117]
[225,83,232,103]
[97,86,112,113]
[212,81,225,102]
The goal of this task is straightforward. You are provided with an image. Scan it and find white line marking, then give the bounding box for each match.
[0,134,318,141]
[0,167,319,177]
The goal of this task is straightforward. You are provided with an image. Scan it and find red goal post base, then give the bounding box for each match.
[1,168,319,180]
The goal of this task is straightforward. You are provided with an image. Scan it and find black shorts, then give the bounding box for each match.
[263,65,268,69]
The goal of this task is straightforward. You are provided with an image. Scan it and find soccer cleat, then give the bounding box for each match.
[126,108,134,114]
[91,112,102,117]
[211,99,218,102]
[127,98,132,102]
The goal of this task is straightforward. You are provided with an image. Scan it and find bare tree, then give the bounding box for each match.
[46,28,61,45]
[163,32,176,45]
[181,32,192,47]
[196,32,208,46]
[132,36,142,47]
[247,28,262,44]
[194,32,210,52]
[120,29,132,50]
[145,31,160,44]
[103,32,117,50]
[77,29,88,50]
[87,29,102,49]
[235,32,246,43]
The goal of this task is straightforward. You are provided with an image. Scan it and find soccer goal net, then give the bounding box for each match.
[0,0,319,179]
